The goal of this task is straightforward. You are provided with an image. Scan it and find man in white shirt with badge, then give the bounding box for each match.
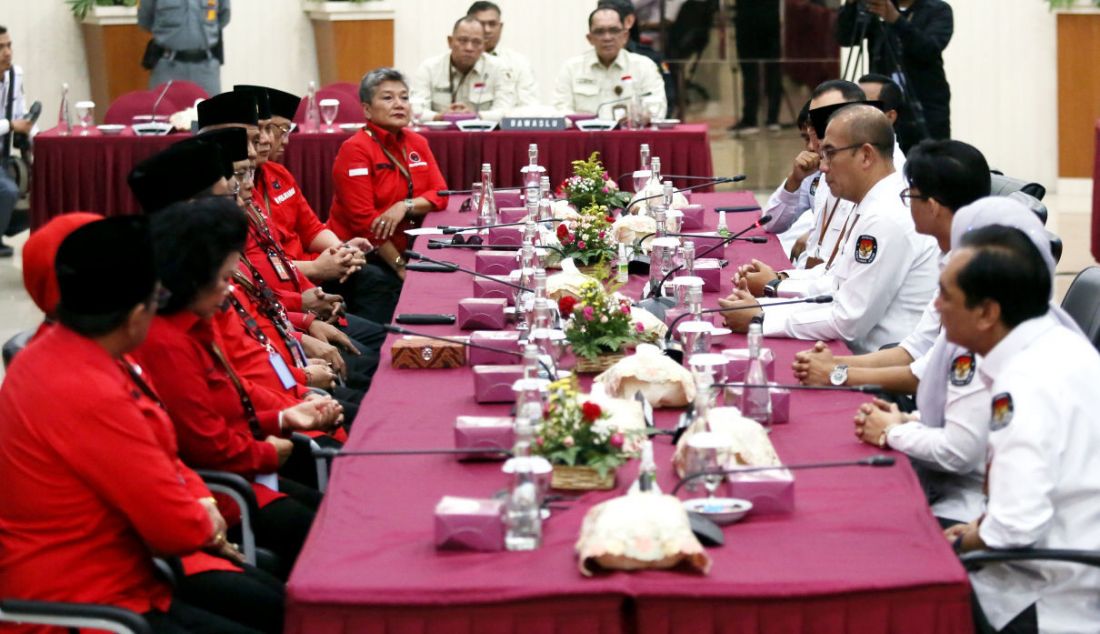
[0,26,32,258]
[719,105,939,354]
[553,6,666,118]
[466,1,539,107]
[939,223,1100,634]
[410,16,517,122]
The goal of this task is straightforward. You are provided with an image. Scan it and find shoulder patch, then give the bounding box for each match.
[950,352,976,386]
[809,174,820,196]
[854,234,877,264]
[348,167,370,177]
[990,392,1014,431]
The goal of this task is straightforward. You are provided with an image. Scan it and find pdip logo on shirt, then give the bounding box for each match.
[407,151,428,168]
[854,234,877,264]
[990,392,1014,431]
[950,353,976,386]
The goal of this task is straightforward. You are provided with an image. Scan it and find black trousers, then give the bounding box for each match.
[279,432,341,490]
[145,598,263,634]
[336,312,385,394]
[172,563,285,634]
[734,0,782,125]
[237,478,319,579]
[325,263,403,326]
[973,593,1038,634]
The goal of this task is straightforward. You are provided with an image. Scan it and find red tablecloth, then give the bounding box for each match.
[29,125,713,229]
[285,192,973,634]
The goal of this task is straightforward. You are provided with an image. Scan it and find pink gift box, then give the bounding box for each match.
[680,204,705,230]
[469,331,521,365]
[488,225,524,246]
[495,192,522,207]
[725,469,794,514]
[722,348,776,383]
[454,416,514,460]
[694,259,722,292]
[498,207,527,224]
[473,276,514,304]
[434,496,505,551]
[473,365,524,403]
[770,384,790,424]
[442,112,476,123]
[458,298,507,330]
[475,251,518,276]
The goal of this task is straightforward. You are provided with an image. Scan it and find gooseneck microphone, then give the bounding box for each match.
[673,232,768,245]
[382,323,556,379]
[437,187,522,195]
[437,218,566,234]
[623,176,747,216]
[403,250,531,292]
[671,455,895,495]
[694,213,774,259]
[712,382,887,394]
[664,295,833,343]
[425,241,567,258]
[316,447,511,459]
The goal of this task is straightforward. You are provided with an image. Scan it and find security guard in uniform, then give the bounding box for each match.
[139,0,230,97]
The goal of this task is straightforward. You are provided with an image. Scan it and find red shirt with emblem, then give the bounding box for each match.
[327,121,449,253]
[240,197,316,313]
[0,326,214,620]
[213,297,310,398]
[255,161,327,262]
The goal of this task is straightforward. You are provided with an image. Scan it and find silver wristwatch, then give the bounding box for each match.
[830,364,849,386]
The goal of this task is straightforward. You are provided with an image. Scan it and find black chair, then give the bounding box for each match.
[989,171,1046,201]
[1060,266,1100,350]
[2,329,33,369]
[0,599,151,634]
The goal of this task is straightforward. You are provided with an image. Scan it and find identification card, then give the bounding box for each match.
[269,351,297,389]
[268,252,292,281]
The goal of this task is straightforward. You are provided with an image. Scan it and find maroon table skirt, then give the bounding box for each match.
[284,192,973,634]
[29,124,713,229]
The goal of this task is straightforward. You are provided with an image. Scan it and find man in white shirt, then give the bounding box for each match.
[553,7,666,118]
[0,26,31,258]
[791,139,992,393]
[410,16,517,122]
[719,105,939,354]
[466,1,538,107]
[939,223,1100,634]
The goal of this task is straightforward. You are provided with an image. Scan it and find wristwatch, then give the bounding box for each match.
[763,277,782,297]
[829,363,849,386]
[403,197,414,218]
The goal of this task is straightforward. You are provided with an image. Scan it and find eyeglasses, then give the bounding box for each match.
[451,233,484,246]
[818,143,865,164]
[453,36,485,47]
[590,27,625,38]
[899,187,931,207]
[233,167,255,184]
[273,122,296,137]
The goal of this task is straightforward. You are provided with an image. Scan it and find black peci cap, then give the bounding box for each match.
[198,91,260,129]
[55,216,158,316]
[233,85,272,120]
[128,138,226,212]
[198,127,250,176]
[265,87,302,121]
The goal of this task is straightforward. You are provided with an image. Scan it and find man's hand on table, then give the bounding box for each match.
[853,397,909,448]
[310,246,362,283]
[717,282,762,333]
[308,319,360,356]
[792,341,835,385]
[735,258,780,297]
[300,334,347,378]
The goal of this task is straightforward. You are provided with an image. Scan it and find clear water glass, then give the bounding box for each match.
[75,101,94,135]
[319,98,340,132]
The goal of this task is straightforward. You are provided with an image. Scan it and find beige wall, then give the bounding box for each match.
[0,0,1062,190]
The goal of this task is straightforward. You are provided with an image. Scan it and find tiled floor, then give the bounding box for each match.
[0,123,1093,379]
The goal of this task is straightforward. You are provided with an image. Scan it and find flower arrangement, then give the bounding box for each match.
[557,152,632,212]
[555,203,618,267]
[559,280,643,361]
[533,375,635,477]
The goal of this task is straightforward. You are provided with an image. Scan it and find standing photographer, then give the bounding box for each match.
[837,0,953,141]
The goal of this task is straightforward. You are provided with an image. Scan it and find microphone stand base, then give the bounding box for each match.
[636,296,674,322]
[628,255,651,276]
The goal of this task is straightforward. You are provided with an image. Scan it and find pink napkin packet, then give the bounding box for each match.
[495,191,522,207]
[498,207,528,224]
[468,331,521,365]
[680,204,705,230]
[434,496,505,551]
[723,347,776,382]
[454,416,514,460]
[725,468,794,514]
[472,276,514,303]
[475,250,518,276]
[458,298,507,330]
[693,259,722,292]
[488,225,524,246]
[473,365,524,403]
[721,381,790,425]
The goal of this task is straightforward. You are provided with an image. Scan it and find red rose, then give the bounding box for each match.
[581,401,602,422]
[605,216,615,224]
[556,223,569,239]
[558,295,577,315]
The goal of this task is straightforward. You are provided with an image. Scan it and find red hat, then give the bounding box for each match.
[22,212,102,315]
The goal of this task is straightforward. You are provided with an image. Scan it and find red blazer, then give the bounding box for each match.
[256,160,327,262]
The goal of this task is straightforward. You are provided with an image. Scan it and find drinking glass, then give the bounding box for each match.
[644,96,665,129]
[686,431,732,498]
[678,321,712,360]
[75,101,95,136]
[409,97,428,131]
[689,353,729,407]
[470,182,483,216]
[674,276,704,308]
[632,169,652,193]
[502,456,553,517]
[319,98,340,132]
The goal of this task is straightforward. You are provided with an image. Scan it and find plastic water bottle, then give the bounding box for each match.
[57,83,72,136]
[741,322,772,428]
[617,242,629,284]
[681,240,696,277]
[304,81,321,134]
[537,176,553,222]
[505,460,542,551]
[639,143,650,172]
[629,440,661,494]
[477,163,498,228]
[521,143,545,205]
[717,209,730,238]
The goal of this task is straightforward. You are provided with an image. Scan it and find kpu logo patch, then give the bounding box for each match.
[990,392,1014,431]
[950,353,976,386]
[854,234,877,264]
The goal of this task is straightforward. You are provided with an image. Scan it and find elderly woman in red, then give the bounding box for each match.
[327,67,449,321]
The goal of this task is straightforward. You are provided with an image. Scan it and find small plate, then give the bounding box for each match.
[338,123,362,132]
[96,124,125,136]
[654,118,681,129]
[709,327,732,338]
[422,120,453,130]
[682,497,753,525]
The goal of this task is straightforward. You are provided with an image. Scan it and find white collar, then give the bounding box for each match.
[978,313,1059,385]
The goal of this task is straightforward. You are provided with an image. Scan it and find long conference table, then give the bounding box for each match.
[28,124,713,230]
[284,192,973,634]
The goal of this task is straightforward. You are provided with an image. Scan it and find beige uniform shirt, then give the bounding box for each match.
[410,52,517,122]
[552,48,665,117]
[488,46,539,107]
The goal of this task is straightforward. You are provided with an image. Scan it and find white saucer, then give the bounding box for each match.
[709,327,732,338]
[683,497,753,525]
[422,121,453,130]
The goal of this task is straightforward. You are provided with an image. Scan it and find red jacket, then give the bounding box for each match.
[0,326,213,619]
[215,291,310,395]
[256,160,327,262]
[327,121,449,253]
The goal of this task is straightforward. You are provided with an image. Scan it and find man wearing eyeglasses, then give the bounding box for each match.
[553,6,666,118]
[720,105,938,354]
[410,16,517,122]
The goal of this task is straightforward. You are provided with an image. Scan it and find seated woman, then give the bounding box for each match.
[327,67,449,323]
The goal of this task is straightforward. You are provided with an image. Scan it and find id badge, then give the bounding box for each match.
[268,251,292,282]
[269,351,297,389]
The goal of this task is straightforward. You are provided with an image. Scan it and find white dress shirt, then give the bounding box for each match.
[971,313,1100,633]
[898,250,950,362]
[759,170,940,354]
[410,52,517,122]
[488,46,538,107]
[0,64,27,139]
[553,48,665,118]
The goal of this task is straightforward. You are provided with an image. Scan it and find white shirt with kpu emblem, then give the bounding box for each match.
[972,313,1100,632]
[552,48,666,117]
[410,52,517,121]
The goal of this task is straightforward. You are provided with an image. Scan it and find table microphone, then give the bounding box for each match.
[403,250,531,291]
[694,213,773,259]
[712,382,885,394]
[382,323,557,379]
[438,187,522,195]
[672,232,767,244]
[671,455,895,495]
[664,295,834,343]
[623,176,746,216]
[425,240,567,259]
[714,205,761,213]
[438,217,565,234]
[150,79,173,122]
[316,446,511,459]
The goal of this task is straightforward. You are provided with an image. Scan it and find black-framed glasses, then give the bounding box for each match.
[819,143,865,164]
[899,187,931,207]
[451,233,484,246]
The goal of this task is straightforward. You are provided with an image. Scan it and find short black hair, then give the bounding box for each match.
[0,26,7,36]
[957,225,1051,328]
[811,79,865,103]
[58,303,148,338]
[858,73,903,113]
[597,0,635,18]
[589,5,624,29]
[467,1,501,15]
[796,99,811,130]
[150,197,248,315]
[904,140,991,212]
